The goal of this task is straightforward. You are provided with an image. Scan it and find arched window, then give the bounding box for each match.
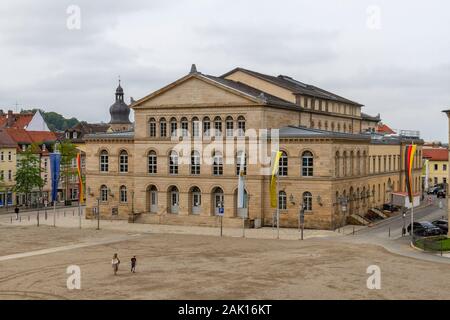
[169,151,178,175]
[148,151,157,174]
[303,192,312,211]
[192,117,200,137]
[100,150,109,172]
[100,185,108,202]
[342,151,347,176]
[279,151,288,176]
[318,121,322,130]
[213,151,223,176]
[120,186,127,203]
[279,191,287,210]
[181,117,188,137]
[149,118,156,137]
[302,151,313,177]
[324,121,328,131]
[203,117,211,137]
[214,116,222,137]
[350,151,354,176]
[337,123,341,132]
[236,151,247,176]
[119,150,128,173]
[170,118,177,137]
[160,118,167,137]
[226,116,234,137]
[191,150,200,175]
[237,116,246,136]
[343,123,347,133]
[331,122,335,132]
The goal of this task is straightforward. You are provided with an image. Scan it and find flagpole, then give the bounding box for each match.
[277,172,280,240]
[53,199,56,227]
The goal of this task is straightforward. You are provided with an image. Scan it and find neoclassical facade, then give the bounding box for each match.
[84,66,423,229]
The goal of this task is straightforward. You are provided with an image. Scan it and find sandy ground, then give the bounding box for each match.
[0,224,449,300]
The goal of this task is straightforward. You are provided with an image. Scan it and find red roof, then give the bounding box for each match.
[0,113,34,129]
[377,124,396,134]
[423,148,448,161]
[4,128,57,144]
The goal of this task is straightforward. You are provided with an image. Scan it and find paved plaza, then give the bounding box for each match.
[0,210,449,300]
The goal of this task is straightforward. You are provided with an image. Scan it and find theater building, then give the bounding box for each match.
[84,66,423,229]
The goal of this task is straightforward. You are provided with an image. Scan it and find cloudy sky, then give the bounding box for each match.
[0,0,449,141]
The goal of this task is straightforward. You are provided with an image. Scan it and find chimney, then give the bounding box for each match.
[7,110,14,127]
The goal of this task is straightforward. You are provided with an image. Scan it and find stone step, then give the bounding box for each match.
[369,208,388,219]
[349,213,371,226]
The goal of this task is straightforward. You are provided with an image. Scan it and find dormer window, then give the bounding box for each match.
[73,132,77,139]
[65,132,70,139]
[22,145,26,152]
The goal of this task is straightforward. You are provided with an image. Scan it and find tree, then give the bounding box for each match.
[14,145,44,207]
[57,141,78,204]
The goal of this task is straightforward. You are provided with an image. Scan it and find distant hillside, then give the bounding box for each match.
[21,109,79,131]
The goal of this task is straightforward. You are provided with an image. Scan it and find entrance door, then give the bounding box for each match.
[214,193,224,215]
[192,191,201,214]
[171,190,179,214]
[150,190,158,213]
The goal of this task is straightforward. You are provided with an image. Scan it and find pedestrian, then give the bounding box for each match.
[14,206,19,220]
[131,256,137,273]
[112,253,120,275]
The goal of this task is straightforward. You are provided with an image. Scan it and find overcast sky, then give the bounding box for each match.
[0,0,449,141]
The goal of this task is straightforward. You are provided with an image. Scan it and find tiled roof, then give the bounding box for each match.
[222,67,363,106]
[0,129,17,147]
[4,128,57,144]
[201,74,298,109]
[423,148,448,161]
[0,112,34,129]
[377,124,396,134]
[361,112,381,121]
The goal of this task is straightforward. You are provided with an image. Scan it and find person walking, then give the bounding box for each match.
[131,256,137,273]
[14,206,19,220]
[112,253,120,275]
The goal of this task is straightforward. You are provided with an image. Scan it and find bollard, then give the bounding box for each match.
[388,227,391,238]
[73,210,74,216]
[352,226,355,235]
[10,216,12,223]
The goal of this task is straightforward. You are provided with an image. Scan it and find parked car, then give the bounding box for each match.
[382,204,398,212]
[437,190,446,198]
[432,219,448,234]
[407,221,444,236]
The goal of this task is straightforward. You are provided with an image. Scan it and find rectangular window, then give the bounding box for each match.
[181,122,188,137]
[0,152,3,161]
[0,171,4,180]
[203,121,210,137]
[214,120,222,137]
[8,152,11,161]
[100,154,108,172]
[279,193,287,210]
[120,188,127,203]
[434,164,439,171]
[101,188,108,202]
[160,122,167,137]
[279,155,288,176]
[171,122,177,137]
[148,154,157,174]
[443,164,447,171]
[192,121,200,137]
[237,120,245,137]
[226,120,234,137]
[8,170,12,181]
[149,122,156,137]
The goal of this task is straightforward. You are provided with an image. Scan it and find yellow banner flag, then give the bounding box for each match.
[270,151,283,208]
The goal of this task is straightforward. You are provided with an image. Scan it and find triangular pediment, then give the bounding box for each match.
[132,74,260,108]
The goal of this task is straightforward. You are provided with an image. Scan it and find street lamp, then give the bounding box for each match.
[96,197,100,230]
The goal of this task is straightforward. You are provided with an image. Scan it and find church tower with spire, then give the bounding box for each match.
[109,79,132,132]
